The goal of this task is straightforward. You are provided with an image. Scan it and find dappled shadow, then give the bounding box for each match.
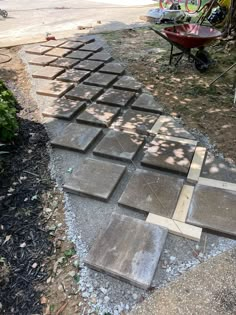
[142,137,196,175]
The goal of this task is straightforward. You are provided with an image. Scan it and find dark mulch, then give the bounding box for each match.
[0,79,54,314]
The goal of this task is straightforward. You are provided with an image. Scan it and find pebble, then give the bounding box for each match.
[100,287,107,294]
[68,271,76,277]
[82,292,90,298]
[132,293,138,300]
[170,256,176,263]
[104,296,110,303]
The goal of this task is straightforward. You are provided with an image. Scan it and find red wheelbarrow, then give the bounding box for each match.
[151,24,221,72]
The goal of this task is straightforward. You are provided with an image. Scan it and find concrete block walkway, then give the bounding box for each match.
[21,34,236,314]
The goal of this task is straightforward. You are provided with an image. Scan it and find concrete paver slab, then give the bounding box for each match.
[51,123,102,152]
[45,47,71,57]
[119,169,184,217]
[67,51,93,60]
[42,98,85,120]
[141,137,196,175]
[131,93,163,114]
[201,152,236,183]
[76,103,120,127]
[68,35,95,43]
[89,52,113,62]
[85,213,168,289]
[36,81,74,97]
[25,45,52,55]
[41,40,67,47]
[187,184,236,236]
[57,69,90,83]
[97,88,135,107]
[28,55,57,66]
[114,75,142,92]
[74,60,104,72]
[99,62,125,75]
[84,73,118,88]
[63,158,126,200]
[80,42,103,52]
[93,129,144,161]
[50,57,79,69]
[32,66,65,80]
[65,84,103,101]
[60,41,84,50]
[152,116,195,140]
[115,109,158,133]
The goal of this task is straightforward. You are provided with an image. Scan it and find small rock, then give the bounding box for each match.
[44,207,52,213]
[73,259,80,268]
[46,277,52,284]
[100,287,107,295]
[58,284,64,291]
[125,304,130,311]
[104,296,110,303]
[105,281,109,289]
[32,263,38,269]
[20,242,26,248]
[68,271,76,277]
[132,293,138,300]
[82,292,90,298]
[170,256,176,263]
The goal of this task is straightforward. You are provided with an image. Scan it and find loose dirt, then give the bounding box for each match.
[104,28,236,162]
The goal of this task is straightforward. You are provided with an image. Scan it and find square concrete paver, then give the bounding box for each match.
[97,89,135,107]
[65,84,103,101]
[99,62,125,75]
[80,42,103,52]
[64,158,126,200]
[25,45,52,55]
[93,129,144,161]
[76,103,120,127]
[28,55,57,66]
[60,41,84,50]
[156,117,195,140]
[119,169,184,217]
[115,109,158,134]
[36,81,74,97]
[50,58,79,69]
[57,69,90,83]
[141,137,196,175]
[41,40,67,47]
[32,66,64,80]
[51,123,102,152]
[85,213,168,289]
[67,51,93,60]
[187,184,236,236]
[131,93,163,114]
[42,98,85,120]
[84,73,117,88]
[74,60,104,72]
[46,47,71,57]
[68,35,95,43]
[89,52,113,62]
[114,76,142,92]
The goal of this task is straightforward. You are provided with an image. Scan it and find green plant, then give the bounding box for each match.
[0,101,18,141]
[0,80,18,142]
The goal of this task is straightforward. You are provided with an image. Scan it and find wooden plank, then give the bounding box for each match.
[198,177,236,192]
[150,116,170,134]
[146,213,202,242]
[187,147,207,184]
[173,185,194,222]
[156,134,198,146]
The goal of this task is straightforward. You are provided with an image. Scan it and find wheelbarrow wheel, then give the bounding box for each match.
[1,10,8,18]
[194,50,211,73]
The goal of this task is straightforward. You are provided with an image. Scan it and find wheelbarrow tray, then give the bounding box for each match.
[163,24,221,49]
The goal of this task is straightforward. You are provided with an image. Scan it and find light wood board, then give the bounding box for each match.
[146,213,202,242]
[173,185,194,222]
[187,147,206,184]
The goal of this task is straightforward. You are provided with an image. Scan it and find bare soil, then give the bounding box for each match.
[104,28,236,162]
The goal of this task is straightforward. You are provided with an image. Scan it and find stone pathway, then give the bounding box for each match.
[22,34,236,313]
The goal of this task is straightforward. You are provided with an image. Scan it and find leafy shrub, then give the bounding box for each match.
[0,81,18,142]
